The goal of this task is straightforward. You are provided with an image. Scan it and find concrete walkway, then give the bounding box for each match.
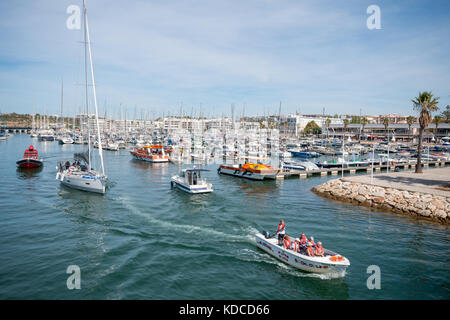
[342,167,450,197]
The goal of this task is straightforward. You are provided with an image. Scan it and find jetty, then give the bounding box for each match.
[312,166,450,224]
[276,160,450,179]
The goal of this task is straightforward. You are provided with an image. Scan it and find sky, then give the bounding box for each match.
[0,0,449,119]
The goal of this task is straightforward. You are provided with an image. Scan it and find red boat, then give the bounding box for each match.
[16,145,43,168]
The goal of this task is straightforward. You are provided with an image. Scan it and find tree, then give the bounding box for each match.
[440,105,450,122]
[343,119,349,141]
[360,117,368,141]
[432,115,442,145]
[383,117,390,141]
[304,120,322,135]
[325,118,331,140]
[406,116,415,141]
[411,91,440,173]
[350,116,361,124]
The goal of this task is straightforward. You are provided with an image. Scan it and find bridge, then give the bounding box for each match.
[1,127,32,133]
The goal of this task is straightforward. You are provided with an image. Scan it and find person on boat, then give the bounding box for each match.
[65,161,70,170]
[306,242,315,257]
[315,241,325,257]
[24,145,38,159]
[283,235,291,249]
[308,236,315,247]
[299,233,307,246]
[275,220,286,245]
[291,239,300,253]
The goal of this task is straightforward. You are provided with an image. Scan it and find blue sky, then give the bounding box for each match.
[0,0,449,118]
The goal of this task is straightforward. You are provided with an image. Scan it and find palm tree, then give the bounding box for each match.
[343,119,349,141]
[411,91,440,173]
[406,116,415,142]
[325,118,331,140]
[432,115,442,145]
[360,117,368,142]
[383,117,390,139]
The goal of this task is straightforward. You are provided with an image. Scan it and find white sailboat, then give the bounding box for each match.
[56,0,107,194]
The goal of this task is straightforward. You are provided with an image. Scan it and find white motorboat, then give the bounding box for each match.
[255,231,350,276]
[59,135,74,144]
[282,160,319,171]
[171,168,213,194]
[278,150,292,159]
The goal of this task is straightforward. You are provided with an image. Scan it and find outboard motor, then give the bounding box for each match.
[262,230,270,239]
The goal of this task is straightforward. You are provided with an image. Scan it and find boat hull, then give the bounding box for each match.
[218,166,278,180]
[16,158,43,168]
[38,135,55,141]
[255,233,349,276]
[171,177,213,194]
[56,172,106,194]
[130,151,169,162]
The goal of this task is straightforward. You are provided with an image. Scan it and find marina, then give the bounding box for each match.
[0,133,449,299]
[1,0,449,304]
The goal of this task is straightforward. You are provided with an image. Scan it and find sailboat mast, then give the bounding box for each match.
[84,0,105,175]
[83,0,91,171]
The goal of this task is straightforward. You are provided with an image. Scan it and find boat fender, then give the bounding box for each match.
[170,181,174,188]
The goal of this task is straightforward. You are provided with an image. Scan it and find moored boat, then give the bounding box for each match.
[217,162,278,180]
[16,145,43,168]
[255,231,350,276]
[130,145,169,162]
[171,168,213,194]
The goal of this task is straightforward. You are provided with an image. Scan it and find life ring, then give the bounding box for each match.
[329,256,344,262]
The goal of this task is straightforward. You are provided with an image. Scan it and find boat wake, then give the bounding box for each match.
[236,248,344,280]
[118,197,253,244]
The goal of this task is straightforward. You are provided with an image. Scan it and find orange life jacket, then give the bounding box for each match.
[315,245,324,256]
[24,149,38,159]
[299,235,307,245]
[277,223,286,234]
[292,241,299,252]
[306,246,314,256]
[283,238,291,249]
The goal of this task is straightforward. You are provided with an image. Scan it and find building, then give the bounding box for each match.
[325,123,450,142]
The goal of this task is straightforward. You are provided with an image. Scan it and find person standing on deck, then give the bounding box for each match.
[275,219,286,246]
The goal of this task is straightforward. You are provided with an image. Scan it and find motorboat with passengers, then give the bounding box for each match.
[171,167,213,194]
[255,230,350,276]
[16,145,43,168]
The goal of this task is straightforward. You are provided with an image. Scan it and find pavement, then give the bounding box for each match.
[342,166,450,197]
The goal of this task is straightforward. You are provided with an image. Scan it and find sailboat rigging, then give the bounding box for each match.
[56,0,107,194]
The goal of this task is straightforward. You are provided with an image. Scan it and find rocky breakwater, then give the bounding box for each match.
[312,178,449,224]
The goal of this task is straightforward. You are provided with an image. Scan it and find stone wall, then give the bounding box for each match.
[312,179,449,224]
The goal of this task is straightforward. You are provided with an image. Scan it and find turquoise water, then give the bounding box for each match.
[0,134,449,299]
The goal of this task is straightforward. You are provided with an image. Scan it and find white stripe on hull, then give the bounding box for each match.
[131,155,168,163]
[57,172,106,194]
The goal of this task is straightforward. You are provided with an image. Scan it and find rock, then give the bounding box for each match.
[418,209,431,217]
[373,197,384,203]
[431,199,445,209]
[434,210,447,219]
[355,195,366,203]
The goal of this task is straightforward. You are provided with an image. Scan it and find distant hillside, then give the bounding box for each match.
[0,113,74,127]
